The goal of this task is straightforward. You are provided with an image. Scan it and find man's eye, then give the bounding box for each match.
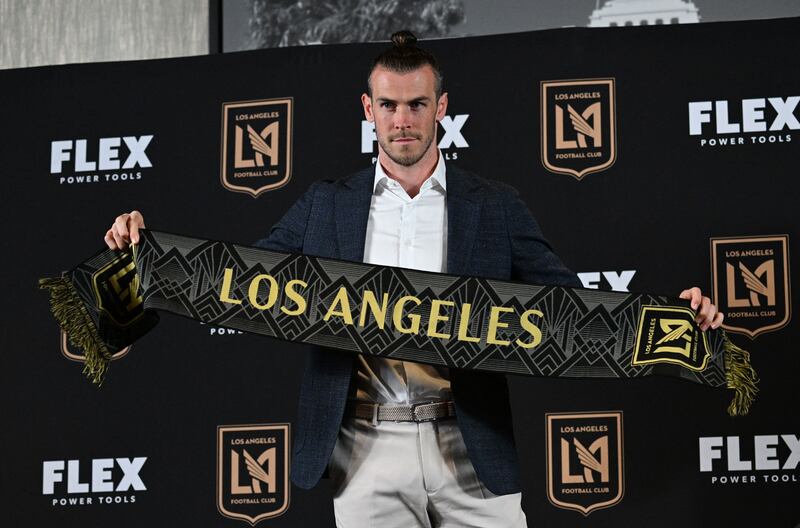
[410,102,424,109]
[381,102,395,109]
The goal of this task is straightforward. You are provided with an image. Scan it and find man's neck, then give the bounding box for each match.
[377,147,439,199]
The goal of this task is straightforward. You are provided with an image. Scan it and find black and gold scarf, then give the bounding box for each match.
[40,229,757,416]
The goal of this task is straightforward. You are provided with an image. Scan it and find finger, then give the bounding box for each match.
[112,229,128,249]
[104,229,117,250]
[114,214,130,242]
[695,300,708,329]
[711,311,724,330]
[678,287,702,309]
[696,297,714,330]
[129,210,145,227]
[689,287,702,310]
[111,221,128,249]
[695,297,712,320]
[129,210,145,243]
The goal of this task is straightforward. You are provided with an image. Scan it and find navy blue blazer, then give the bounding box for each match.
[255,164,580,495]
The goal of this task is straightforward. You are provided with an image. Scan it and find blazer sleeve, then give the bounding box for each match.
[253,181,320,252]
[502,186,581,288]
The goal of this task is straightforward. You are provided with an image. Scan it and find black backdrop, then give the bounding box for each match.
[1,16,798,527]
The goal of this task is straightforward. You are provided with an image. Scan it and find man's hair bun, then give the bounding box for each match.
[391,30,418,47]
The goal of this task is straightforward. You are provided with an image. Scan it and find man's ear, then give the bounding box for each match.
[436,92,449,121]
[361,93,374,122]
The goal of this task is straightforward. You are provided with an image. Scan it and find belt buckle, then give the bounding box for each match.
[371,403,380,426]
[411,402,437,423]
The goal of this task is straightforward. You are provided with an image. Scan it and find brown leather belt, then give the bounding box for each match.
[348,400,456,425]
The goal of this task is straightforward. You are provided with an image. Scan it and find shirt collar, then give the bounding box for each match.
[373,149,447,193]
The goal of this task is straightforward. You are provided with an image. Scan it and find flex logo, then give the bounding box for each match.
[632,306,710,371]
[43,458,147,495]
[43,457,147,506]
[221,98,293,197]
[361,114,469,153]
[577,270,636,292]
[699,434,800,485]
[218,424,290,524]
[711,235,791,338]
[51,135,153,185]
[541,78,616,180]
[50,136,153,173]
[546,411,624,515]
[689,97,799,135]
[688,96,798,147]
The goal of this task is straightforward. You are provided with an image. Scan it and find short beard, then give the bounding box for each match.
[378,126,436,167]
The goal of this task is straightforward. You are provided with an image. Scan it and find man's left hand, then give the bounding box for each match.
[679,287,724,331]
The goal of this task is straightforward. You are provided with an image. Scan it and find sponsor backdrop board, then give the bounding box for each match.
[0,16,797,527]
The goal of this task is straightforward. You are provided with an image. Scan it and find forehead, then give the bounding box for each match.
[370,65,437,100]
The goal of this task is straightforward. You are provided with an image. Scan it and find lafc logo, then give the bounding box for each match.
[711,235,791,338]
[217,424,290,524]
[541,79,616,180]
[654,319,692,356]
[221,98,293,197]
[546,411,623,516]
[632,306,710,371]
[92,251,145,327]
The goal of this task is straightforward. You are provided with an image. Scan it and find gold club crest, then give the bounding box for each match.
[221,98,293,197]
[92,250,144,327]
[632,305,711,371]
[540,78,617,180]
[710,235,791,338]
[546,411,624,516]
[217,423,290,524]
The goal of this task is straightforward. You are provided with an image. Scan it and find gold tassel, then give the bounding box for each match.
[723,332,759,417]
[39,276,112,385]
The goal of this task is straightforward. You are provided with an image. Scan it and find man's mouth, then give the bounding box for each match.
[391,133,421,144]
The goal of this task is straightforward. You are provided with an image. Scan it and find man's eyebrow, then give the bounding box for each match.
[375,96,432,104]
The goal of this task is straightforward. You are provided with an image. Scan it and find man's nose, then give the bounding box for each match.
[393,106,413,129]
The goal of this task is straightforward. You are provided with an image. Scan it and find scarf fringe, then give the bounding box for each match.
[723,333,759,417]
[39,276,111,385]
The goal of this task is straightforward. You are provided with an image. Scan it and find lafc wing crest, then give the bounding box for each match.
[546,411,624,515]
[221,98,293,197]
[710,235,791,338]
[541,79,617,180]
[217,424,290,524]
[632,306,711,371]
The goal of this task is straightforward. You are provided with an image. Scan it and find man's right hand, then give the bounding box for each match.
[104,211,145,250]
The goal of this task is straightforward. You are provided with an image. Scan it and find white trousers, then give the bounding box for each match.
[328,417,528,528]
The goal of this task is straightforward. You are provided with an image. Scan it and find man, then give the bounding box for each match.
[106,31,722,527]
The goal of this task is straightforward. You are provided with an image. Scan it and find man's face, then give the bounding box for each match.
[362,65,448,167]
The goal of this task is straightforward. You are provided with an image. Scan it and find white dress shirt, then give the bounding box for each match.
[354,151,452,404]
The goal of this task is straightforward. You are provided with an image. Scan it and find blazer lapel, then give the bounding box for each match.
[334,168,374,262]
[446,167,483,276]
